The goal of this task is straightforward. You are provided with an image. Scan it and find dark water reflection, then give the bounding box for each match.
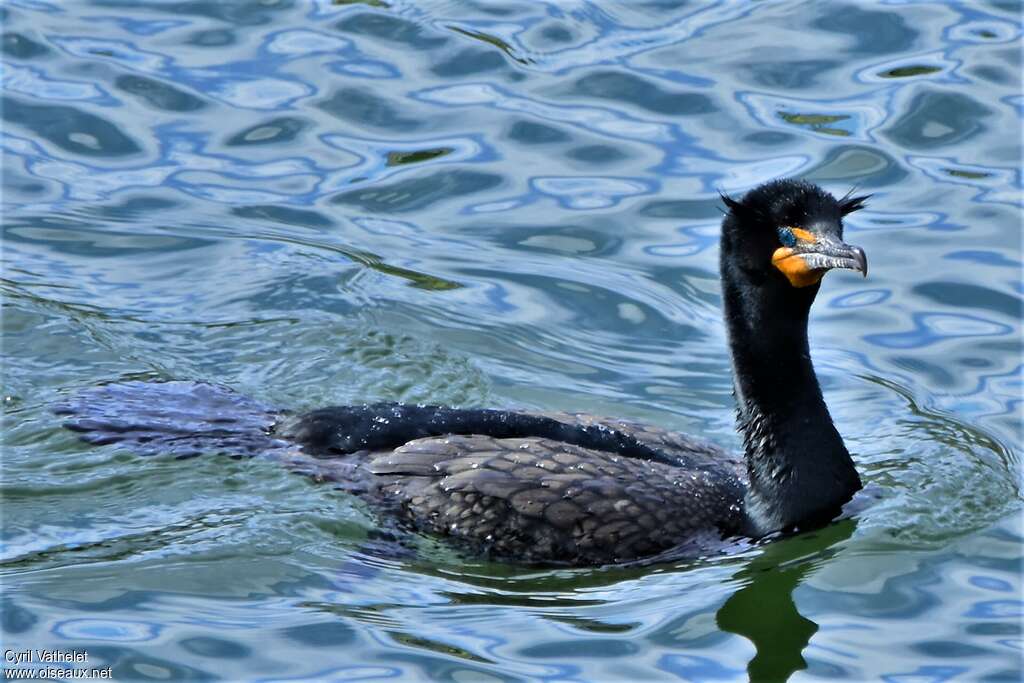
[2,0,1022,680]
[715,522,855,682]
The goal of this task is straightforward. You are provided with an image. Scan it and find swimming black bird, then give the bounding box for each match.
[60,178,869,565]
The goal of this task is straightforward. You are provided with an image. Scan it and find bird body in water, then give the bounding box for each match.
[59,178,870,566]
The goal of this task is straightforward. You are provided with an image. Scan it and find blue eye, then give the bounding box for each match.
[777,227,797,247]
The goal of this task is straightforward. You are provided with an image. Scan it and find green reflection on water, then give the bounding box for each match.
[717,521,857,683]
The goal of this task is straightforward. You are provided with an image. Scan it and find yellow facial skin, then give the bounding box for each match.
[772,228,822,288]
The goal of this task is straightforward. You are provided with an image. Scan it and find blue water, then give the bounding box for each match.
[2,1,1022,681]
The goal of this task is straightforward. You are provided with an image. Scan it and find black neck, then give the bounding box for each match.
[720,263,861,536]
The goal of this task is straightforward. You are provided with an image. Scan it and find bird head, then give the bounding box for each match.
[720,179,868,294]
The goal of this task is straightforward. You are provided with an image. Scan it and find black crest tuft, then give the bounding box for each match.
[719,190,767,225]
[719,191,744,214]
[838,189,871,216]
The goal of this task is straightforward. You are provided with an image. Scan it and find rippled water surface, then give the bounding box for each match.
[2,1,1022,680]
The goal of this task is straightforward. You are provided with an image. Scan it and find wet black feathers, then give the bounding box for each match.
[276,403,693,468]
[721,178,869,230]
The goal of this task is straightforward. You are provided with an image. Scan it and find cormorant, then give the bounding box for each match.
[60,178,870,566]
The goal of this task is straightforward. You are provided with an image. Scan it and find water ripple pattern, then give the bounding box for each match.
[1,1,1021,681]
